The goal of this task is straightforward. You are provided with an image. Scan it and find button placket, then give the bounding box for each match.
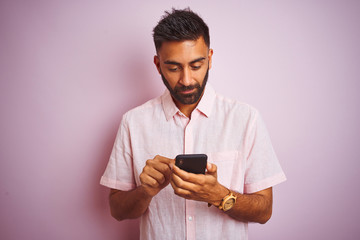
[184,117,195,240]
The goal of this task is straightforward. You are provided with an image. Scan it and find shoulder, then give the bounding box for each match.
[122,95,163,124]
[213,92,259,120]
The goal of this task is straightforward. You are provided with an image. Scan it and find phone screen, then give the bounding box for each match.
[175,154,207,174]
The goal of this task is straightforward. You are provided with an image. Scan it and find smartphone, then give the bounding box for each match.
[175,154,208,174]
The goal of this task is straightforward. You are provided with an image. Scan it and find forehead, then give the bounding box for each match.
[157,37,208,63]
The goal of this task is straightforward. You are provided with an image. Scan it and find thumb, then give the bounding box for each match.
[206,163,217,176]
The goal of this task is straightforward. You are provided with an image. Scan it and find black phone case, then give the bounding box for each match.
[175,154,207,174]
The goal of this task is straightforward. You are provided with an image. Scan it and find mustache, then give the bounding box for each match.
[174,84,200,92]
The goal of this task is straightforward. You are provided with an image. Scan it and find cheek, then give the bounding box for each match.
[194,70,207,83]
[163,73,179,87]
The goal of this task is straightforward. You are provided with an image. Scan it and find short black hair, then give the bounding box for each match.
[153,8,210,52]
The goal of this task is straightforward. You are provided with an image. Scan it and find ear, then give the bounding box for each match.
[154,55,161,74]
[208,49,214,70]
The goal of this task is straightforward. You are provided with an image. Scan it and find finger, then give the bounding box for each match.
[140,172,161,188]
[170,179,193,198]
[153,156,175,176]
[154,155,175,165]
[143,164,167,185]
[206,163,217,177]
[147,159,172,178]
[172,165,204,184]
[171,172,199,190]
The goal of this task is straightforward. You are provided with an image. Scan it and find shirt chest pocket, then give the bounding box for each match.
[207,151,239,189]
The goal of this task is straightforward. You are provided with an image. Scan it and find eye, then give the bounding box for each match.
[191,65,201,70]
[168,68,177,72]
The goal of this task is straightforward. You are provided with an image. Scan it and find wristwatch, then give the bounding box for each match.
[218,191,237,211]
[208,190,237,212]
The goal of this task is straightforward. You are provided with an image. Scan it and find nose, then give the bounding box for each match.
[180,67,192,86]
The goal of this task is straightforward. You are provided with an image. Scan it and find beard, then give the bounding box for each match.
[160,68,209,105]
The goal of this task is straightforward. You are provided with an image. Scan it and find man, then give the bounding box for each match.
[100,8,286,240]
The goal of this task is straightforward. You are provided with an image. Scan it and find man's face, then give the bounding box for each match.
[154,37,213,107]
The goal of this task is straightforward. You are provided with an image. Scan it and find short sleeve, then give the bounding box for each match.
[243,109,286,193]
[100,114,136,191]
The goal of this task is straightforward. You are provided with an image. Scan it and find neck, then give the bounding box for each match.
[175,101,198,118]
[173,90,205,118]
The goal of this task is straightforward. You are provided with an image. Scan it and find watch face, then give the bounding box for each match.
[223,198,235,211]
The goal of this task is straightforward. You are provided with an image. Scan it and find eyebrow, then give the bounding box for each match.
[164,57,206,66]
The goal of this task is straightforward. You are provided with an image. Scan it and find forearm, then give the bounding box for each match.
[171,163,273,224]
[226,188,273,224]
[109,186,152,221]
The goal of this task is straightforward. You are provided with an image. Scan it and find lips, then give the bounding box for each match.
[176,85,198,95]
[180,88,196,94]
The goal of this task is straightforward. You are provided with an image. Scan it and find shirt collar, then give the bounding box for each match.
[161,83,216,121]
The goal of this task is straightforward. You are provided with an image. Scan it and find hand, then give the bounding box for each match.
[170,163,228,205]
[139,155,174,198]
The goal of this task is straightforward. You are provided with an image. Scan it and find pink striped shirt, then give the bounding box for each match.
[100,84,286,240]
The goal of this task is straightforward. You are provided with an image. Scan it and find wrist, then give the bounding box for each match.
[208,184,229,207]
[138,185,155,200]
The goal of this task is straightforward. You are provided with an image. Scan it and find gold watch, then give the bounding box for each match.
[218,191,237,211]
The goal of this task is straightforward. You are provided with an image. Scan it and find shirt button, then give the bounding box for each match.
[188,216,193,221]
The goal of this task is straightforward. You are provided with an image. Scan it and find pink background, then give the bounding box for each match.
[1,1,359,239]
